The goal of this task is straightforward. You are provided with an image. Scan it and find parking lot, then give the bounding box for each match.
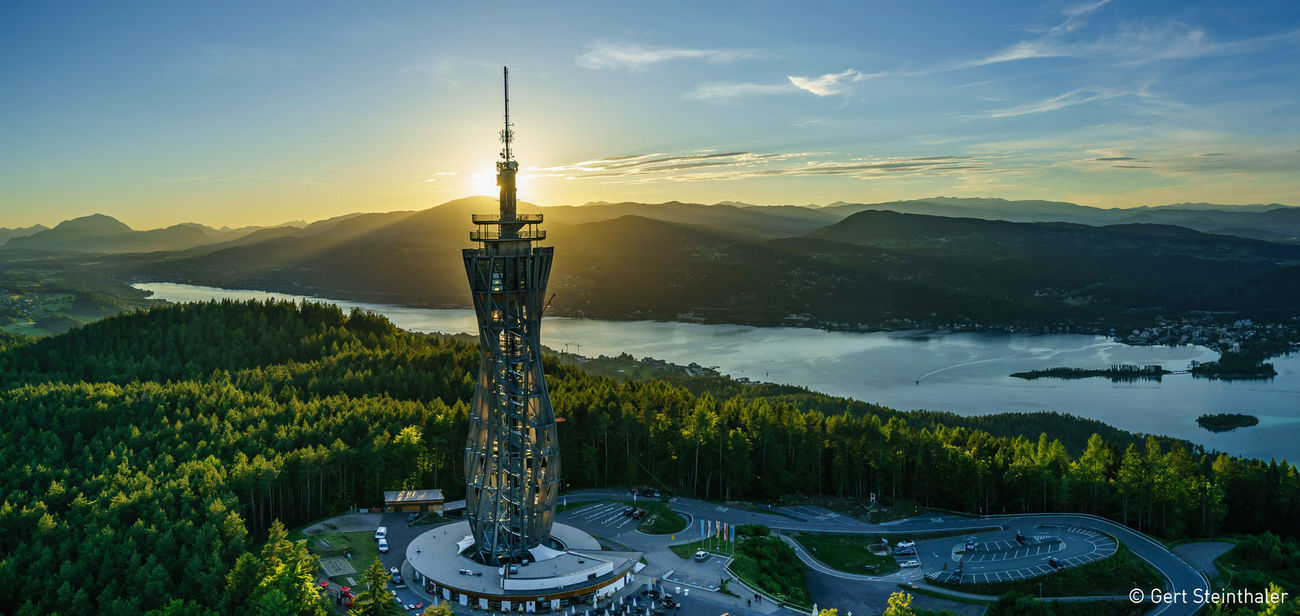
[568,502,648,531]
[963,536,1063,562]
[924,525,1119,585]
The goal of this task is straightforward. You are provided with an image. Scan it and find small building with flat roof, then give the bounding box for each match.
[384,489,445,513]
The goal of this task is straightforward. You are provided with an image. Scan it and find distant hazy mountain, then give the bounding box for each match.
[811,209,1298,261]
[806,197,1300,243]
[3,214,297,253]
[539,200,838,237]
[0,224,50,245]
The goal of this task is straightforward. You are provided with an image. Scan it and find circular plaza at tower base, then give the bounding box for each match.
[407,521,643,612]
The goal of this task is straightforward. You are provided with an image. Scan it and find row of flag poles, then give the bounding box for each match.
[699,518,736,553]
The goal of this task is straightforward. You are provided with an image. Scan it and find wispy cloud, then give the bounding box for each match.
[533,150,996,183]
[424,171,457,183]
[684,82,795,102]
[944,2,1298,73]
[687,68,875,102]
[1049,0,1113,36]
[576,41,751,70]
[977,87,1125,118]
[788,69,877,96]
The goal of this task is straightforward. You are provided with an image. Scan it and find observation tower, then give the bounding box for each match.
[462,66,560,564]
[406,70,639,613]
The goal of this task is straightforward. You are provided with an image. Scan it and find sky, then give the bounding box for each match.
[2,1,1299,229]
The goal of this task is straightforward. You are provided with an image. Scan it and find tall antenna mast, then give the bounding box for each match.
[501,66,514,162]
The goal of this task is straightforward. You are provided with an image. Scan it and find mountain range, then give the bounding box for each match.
[0,224,50,244]
[92,196,1299,331]
[0,214,301,253]
[5,196,1297,255]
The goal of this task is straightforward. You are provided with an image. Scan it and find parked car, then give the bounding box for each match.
[375,526,388,541]
[390,567,405,587]
[1048,557,1062,569]
[1015,531,1026,544]
[406,512,420,523]
[965,538,976,551]
[622,506,636,516]
[692,551,709,562]
[900,560,921,568]
[377,538,389,553]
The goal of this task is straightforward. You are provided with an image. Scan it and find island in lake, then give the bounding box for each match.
[1189,352,1278,380]
[1011,364,1169,382]
[1197,413,1260,432]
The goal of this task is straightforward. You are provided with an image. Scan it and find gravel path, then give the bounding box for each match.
[1171,541,1235,577]
[301,512,383,535]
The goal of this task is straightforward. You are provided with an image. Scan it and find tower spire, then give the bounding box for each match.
[496,66,518,224]
[501,66,513,163]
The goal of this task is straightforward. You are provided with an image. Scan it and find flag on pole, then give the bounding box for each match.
[729,524,735,543]
[699,519,705,537]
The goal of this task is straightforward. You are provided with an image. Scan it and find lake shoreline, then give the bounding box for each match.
[132,282,1299,462]
[132,279,1243,360]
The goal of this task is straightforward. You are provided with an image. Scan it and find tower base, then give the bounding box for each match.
[406,521,642,612]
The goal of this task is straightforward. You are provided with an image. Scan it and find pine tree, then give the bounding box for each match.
[350,557,398,616]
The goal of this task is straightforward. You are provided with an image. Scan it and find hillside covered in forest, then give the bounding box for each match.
[92,198,1300,333]
[0,301,1297,615]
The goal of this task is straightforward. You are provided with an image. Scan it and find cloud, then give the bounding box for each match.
[943,2,1298,73]
[684,82,795,102]
[787,69,876,96]
[686,68,875,102]
[534,150,995,183]
[1093,156,1139,161]
[978,87,1125,118]
[1050,0,1112,36]
[576,41,751,70]
[424,172,457,183]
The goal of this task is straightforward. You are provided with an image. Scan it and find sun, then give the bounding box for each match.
[467,169,533,199]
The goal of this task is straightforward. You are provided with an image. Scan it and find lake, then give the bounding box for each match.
[135,282,1299,462]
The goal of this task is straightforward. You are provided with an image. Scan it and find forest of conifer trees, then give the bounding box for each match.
[0,300,1296,615]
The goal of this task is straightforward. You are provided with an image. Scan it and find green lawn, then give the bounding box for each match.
[303,530,381,586]
[670,537,736,559]
[728,536,811,609]
[931,544,1160,597]
[670,535,812,609]
[791,532,900,575]
[638,503,688,534]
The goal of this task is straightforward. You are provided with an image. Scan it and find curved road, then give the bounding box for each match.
[561,490,1208,616]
